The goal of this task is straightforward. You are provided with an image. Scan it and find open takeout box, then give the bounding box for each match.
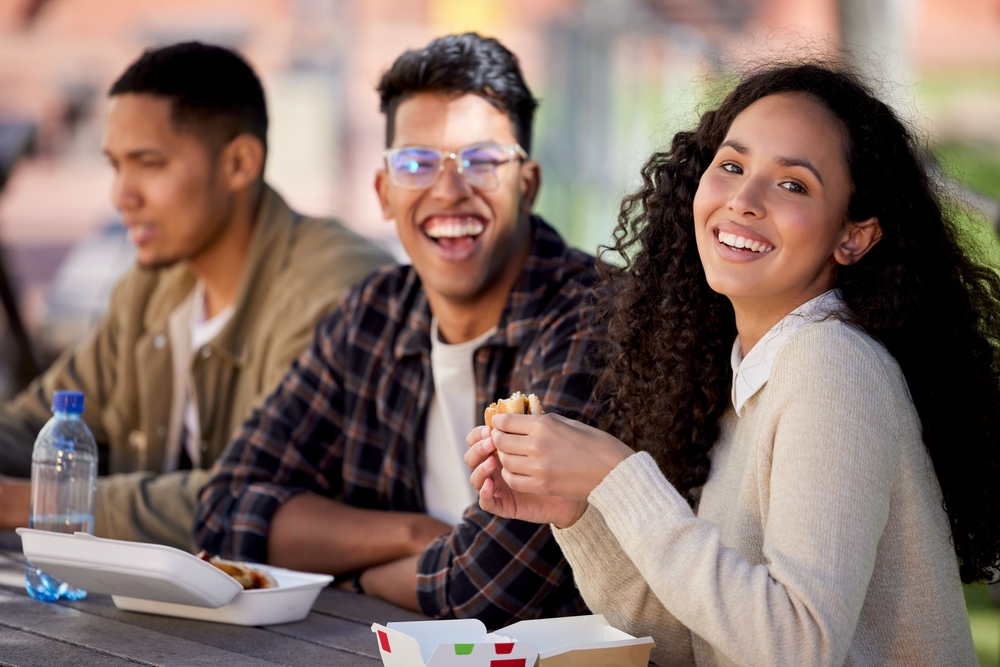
[371,615,655,667]
[16,528,332,626]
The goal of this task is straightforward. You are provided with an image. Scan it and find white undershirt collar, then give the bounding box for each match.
[730,289,845,416]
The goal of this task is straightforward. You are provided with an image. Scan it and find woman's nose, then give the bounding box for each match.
[727,176,766,218]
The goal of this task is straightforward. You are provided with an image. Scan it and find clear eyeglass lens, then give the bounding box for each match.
[459,145,512,189]
[388,144,516,189]
[389,148,441,188]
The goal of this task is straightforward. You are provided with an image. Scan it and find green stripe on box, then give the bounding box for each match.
[454,644,474,655]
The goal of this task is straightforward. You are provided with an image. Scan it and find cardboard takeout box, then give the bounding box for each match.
[371,614,654,667]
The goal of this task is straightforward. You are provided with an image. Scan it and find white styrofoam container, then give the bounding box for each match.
[372,615,655,667]
[113,564,332,626]
[17,528,332,625]
[17,529,241,607]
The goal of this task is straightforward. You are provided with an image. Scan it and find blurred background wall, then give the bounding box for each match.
[1,0,999,351]
[3,0,999,341]
[0,4,997,366]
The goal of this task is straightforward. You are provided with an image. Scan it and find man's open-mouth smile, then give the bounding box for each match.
[421,215,487,257]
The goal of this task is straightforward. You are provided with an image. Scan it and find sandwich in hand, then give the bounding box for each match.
[484,391,544,427]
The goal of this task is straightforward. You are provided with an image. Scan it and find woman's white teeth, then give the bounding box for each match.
[718,231,772,253]
[426,220,485,239]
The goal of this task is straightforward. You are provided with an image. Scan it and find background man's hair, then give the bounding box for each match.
[109,41,268,154]
[377,33,538,153]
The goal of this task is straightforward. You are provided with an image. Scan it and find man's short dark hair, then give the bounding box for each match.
[109,42,268,154]
[377,33,538,154]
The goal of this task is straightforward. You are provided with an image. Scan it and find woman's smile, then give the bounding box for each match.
[693,93,855,315]
[713,224,775,258]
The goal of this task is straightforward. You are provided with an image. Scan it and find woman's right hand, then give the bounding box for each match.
[464,426,588,528]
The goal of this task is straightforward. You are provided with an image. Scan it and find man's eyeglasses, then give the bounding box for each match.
[383,143,528,190]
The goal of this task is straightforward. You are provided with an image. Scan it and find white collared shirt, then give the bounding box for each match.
[730,289,845,416]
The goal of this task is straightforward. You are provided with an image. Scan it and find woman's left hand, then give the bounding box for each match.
[466,431,586,528]
[490,413,635,503]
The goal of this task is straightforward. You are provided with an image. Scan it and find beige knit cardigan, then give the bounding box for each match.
[554,321,976,666]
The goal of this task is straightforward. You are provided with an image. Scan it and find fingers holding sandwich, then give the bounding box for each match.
[484,391,544,429]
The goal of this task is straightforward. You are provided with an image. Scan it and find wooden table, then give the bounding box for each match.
[0,531,423,666]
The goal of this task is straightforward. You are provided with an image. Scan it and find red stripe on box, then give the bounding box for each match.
[489,660,526,667]
[377,630,391,652]
[494,643,515,654]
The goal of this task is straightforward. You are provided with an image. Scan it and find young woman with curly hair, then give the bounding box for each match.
[466,63,998,665]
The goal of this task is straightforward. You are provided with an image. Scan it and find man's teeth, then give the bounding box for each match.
[425,220,485,239]
[717,231,773,253]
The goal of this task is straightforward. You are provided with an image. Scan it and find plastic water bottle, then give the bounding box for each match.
[25,390,97,602]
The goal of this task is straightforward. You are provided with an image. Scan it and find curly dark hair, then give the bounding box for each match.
[596,62,1000,583]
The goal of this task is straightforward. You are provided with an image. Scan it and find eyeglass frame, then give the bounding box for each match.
[381,142,529,190]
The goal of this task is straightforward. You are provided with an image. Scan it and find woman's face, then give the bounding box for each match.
[693,93,857,316]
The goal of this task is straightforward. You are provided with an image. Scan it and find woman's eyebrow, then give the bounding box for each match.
[720,139,825,186]
[775,156,824,186]
[719,139,748,154]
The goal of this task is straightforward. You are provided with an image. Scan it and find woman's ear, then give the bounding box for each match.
[834,217,882,266]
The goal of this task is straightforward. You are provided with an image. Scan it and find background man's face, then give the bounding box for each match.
[376,92,536,305]
[102,94,234,269]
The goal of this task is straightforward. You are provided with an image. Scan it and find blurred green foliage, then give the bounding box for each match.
[919,69,1000,111]
[966,584,1000,667]
[934,143,1000,268]
[935,117,1000,667]
[937,142,1000,201]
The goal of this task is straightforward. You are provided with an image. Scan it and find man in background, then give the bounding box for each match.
[0,42,391,549]
[195,33,599,627]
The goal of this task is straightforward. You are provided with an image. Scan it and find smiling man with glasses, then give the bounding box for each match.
[194,33,601,627]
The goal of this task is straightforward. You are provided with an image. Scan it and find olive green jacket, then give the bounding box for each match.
[0,185,392,549]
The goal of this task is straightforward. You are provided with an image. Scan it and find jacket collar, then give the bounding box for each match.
[213,185,296,365]
[392,216,579,360]
[144,184,297,367]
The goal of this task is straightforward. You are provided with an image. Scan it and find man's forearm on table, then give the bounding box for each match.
[360,554,421,612]
[266,492,450,574]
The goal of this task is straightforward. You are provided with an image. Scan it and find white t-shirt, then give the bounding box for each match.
[422,319,497,525]
[163,280,234,472]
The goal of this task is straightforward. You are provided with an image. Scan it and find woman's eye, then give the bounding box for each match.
[780,181,806,194]
[721,162,742,174]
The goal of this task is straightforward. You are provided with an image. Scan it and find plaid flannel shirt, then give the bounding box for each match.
[193,217,598,627]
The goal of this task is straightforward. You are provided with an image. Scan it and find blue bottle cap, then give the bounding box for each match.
[52,390,84,414]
